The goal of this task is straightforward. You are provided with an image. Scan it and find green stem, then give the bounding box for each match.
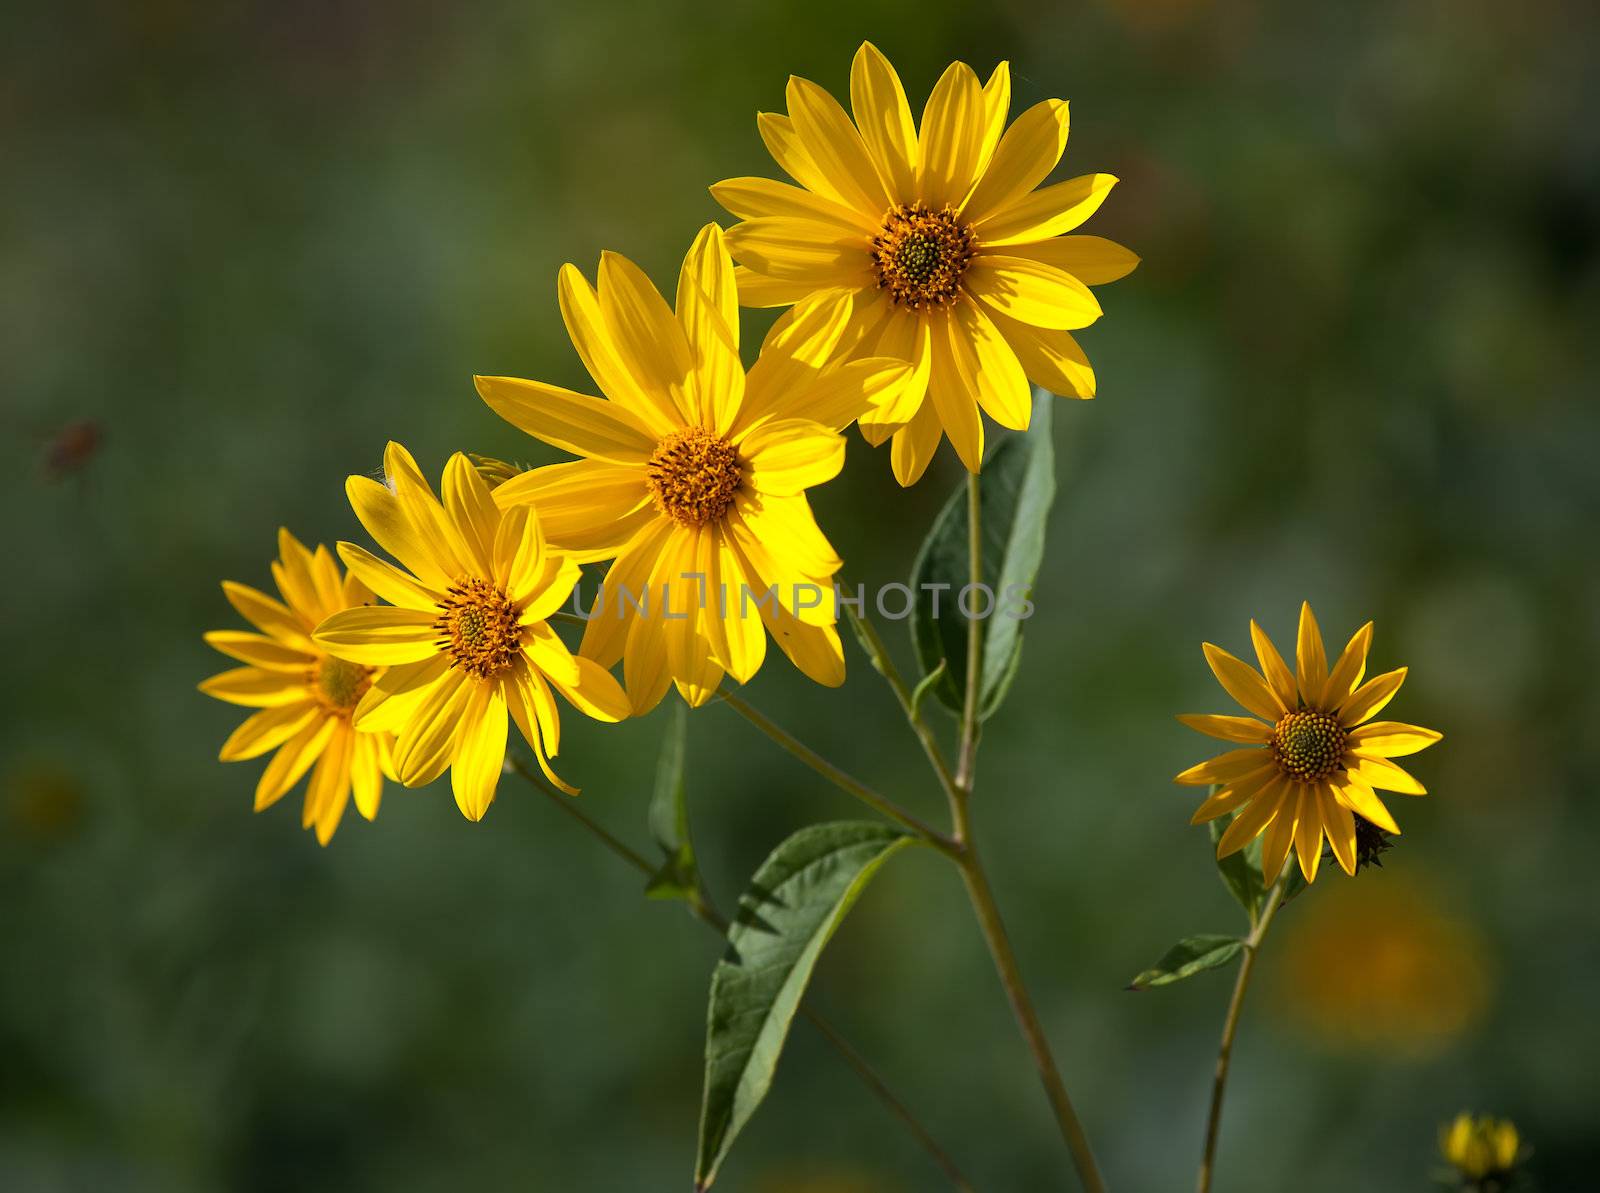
[845,606,961,802]
[943,471,1106,1192]
[506,756,975,1192]
[955,472,984,794]
[1197,879,1287,1193]
[717,689,959,855]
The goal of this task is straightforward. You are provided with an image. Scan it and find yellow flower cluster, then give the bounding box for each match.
[1440,1113,1523,1185]
[200,44,1137,840]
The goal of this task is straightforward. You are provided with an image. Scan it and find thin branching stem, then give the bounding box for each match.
[1197,878,1287,1193]
[718,689,959,854]
[504,756,974,1191]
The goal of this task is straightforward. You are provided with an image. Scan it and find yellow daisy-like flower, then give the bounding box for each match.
[312,442,630,818]
[474,225,913,714]
[1176,602,1442,883]
[1440,1113,1523,1185]
[712,41,1139,486]
[200,529,394,845]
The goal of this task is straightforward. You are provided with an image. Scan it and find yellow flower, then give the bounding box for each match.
[1176,602,1442,883]
[474,225,913,714]
[712,41,1139,485]
[312,443,630,817]
[1440,1113,1523,1183]
[201,529,394,845]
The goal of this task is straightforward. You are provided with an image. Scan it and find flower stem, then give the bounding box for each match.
[1197,878,1287,1193]
[943,471,1106,1192]
[717,689,958,854]
[505,756,975,1191]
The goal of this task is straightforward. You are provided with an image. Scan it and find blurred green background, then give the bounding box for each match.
[5,0,1598,1189]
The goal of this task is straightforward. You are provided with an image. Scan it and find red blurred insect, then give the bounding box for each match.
[44,418,104,481]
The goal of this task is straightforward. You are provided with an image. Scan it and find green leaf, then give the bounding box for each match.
[909,387,1057,720]
[645,704,701,903]
[1128,935,1245,990]
[695,822,917,1189]
[1209,804,1266,923]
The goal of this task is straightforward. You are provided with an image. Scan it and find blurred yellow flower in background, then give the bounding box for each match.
[713,41,1138,485]
[1177,602,1442,883]
[200,529,394,845]
[1269,875,1491,1057]
[1440,1112,1524,1188]
[476,225,913,713]
[312,443,629,816]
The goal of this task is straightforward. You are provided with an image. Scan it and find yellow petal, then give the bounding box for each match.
[492,459,650,563]
[927,311,983,472]
[1176,713,1273,743]
[597,249,696,421]
[786,74,888,216]
[984,311,1096,399]
[547,652,631,723]
[622,542,679,716]
[967,255,1102,331]
[222,581,314,651]
[972,173,1118,246]
[1317,784,1357,876]
[382,441,471,581]
[506,665,577,795]
[731,264,823,308]
[200,667,307,708]
[917,61,986,209]
[722,217,875,289]
[759,356,914,435]
[1346,721,1442,757]
[1189,763,1279,825]
[858,311,932,441]
[346,474,452,591]
[1350,754,1427,795]
[474,375,656,464]
[557,262,681,434]
[391,669,474,788]
[739,288,857,430]
[1328,772,1400,834]
[999,235,1140,286]
[711,176,877,233]
[730,489,841,582]
[220,701,320,762]
[314,607,439,666]
[756,111,849,206]
[849,41,917,197]
[953,296,1031,430]
[889,394,943,486]
[678,223,742,356]
[1258,779,1298,884]
[304,723,353,845]
[579,518,676,669]
[754,596,845,688]
[741,418,846,495]
[204,629,315,672]
[1338,667,1408,727]
[1175,747,1271,787]
[1294,788,1324,883]
[710,523,768,684]
[1320,621,1373,709]
[1216,781,1285,857]
[963,99,1069,224]
[1250,620,1298,711]
[1202,643,1287,721]
[334,542,438,611]
[977,61,1011,173]
[254,716,335,810]
[1295,601,1328,698]
[350,732,384,821]
[351,654,450,735]
[451,683,507,821]
[441,452,500,576]
[272,528,324,622]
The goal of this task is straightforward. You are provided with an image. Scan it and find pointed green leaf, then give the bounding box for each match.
[1210,803,1266,923]
[909,388,1057,720]
[645,704,702,904]
[1128,935,1245,990]
[695,822,917,1189]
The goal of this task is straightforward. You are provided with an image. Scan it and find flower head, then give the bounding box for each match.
[1440,1113,1524,1189]
[712,42,1139,485]
[312,443,629,818]
[1177,603,1442,883]
[201,529,394,844]
[475,225,913,714]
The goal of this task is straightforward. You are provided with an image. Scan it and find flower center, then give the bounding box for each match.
[870,203,976,309]
[434,578,521,679]
[645,427,742,527]
[315,656,373,715]
[1271,709,1348,782]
